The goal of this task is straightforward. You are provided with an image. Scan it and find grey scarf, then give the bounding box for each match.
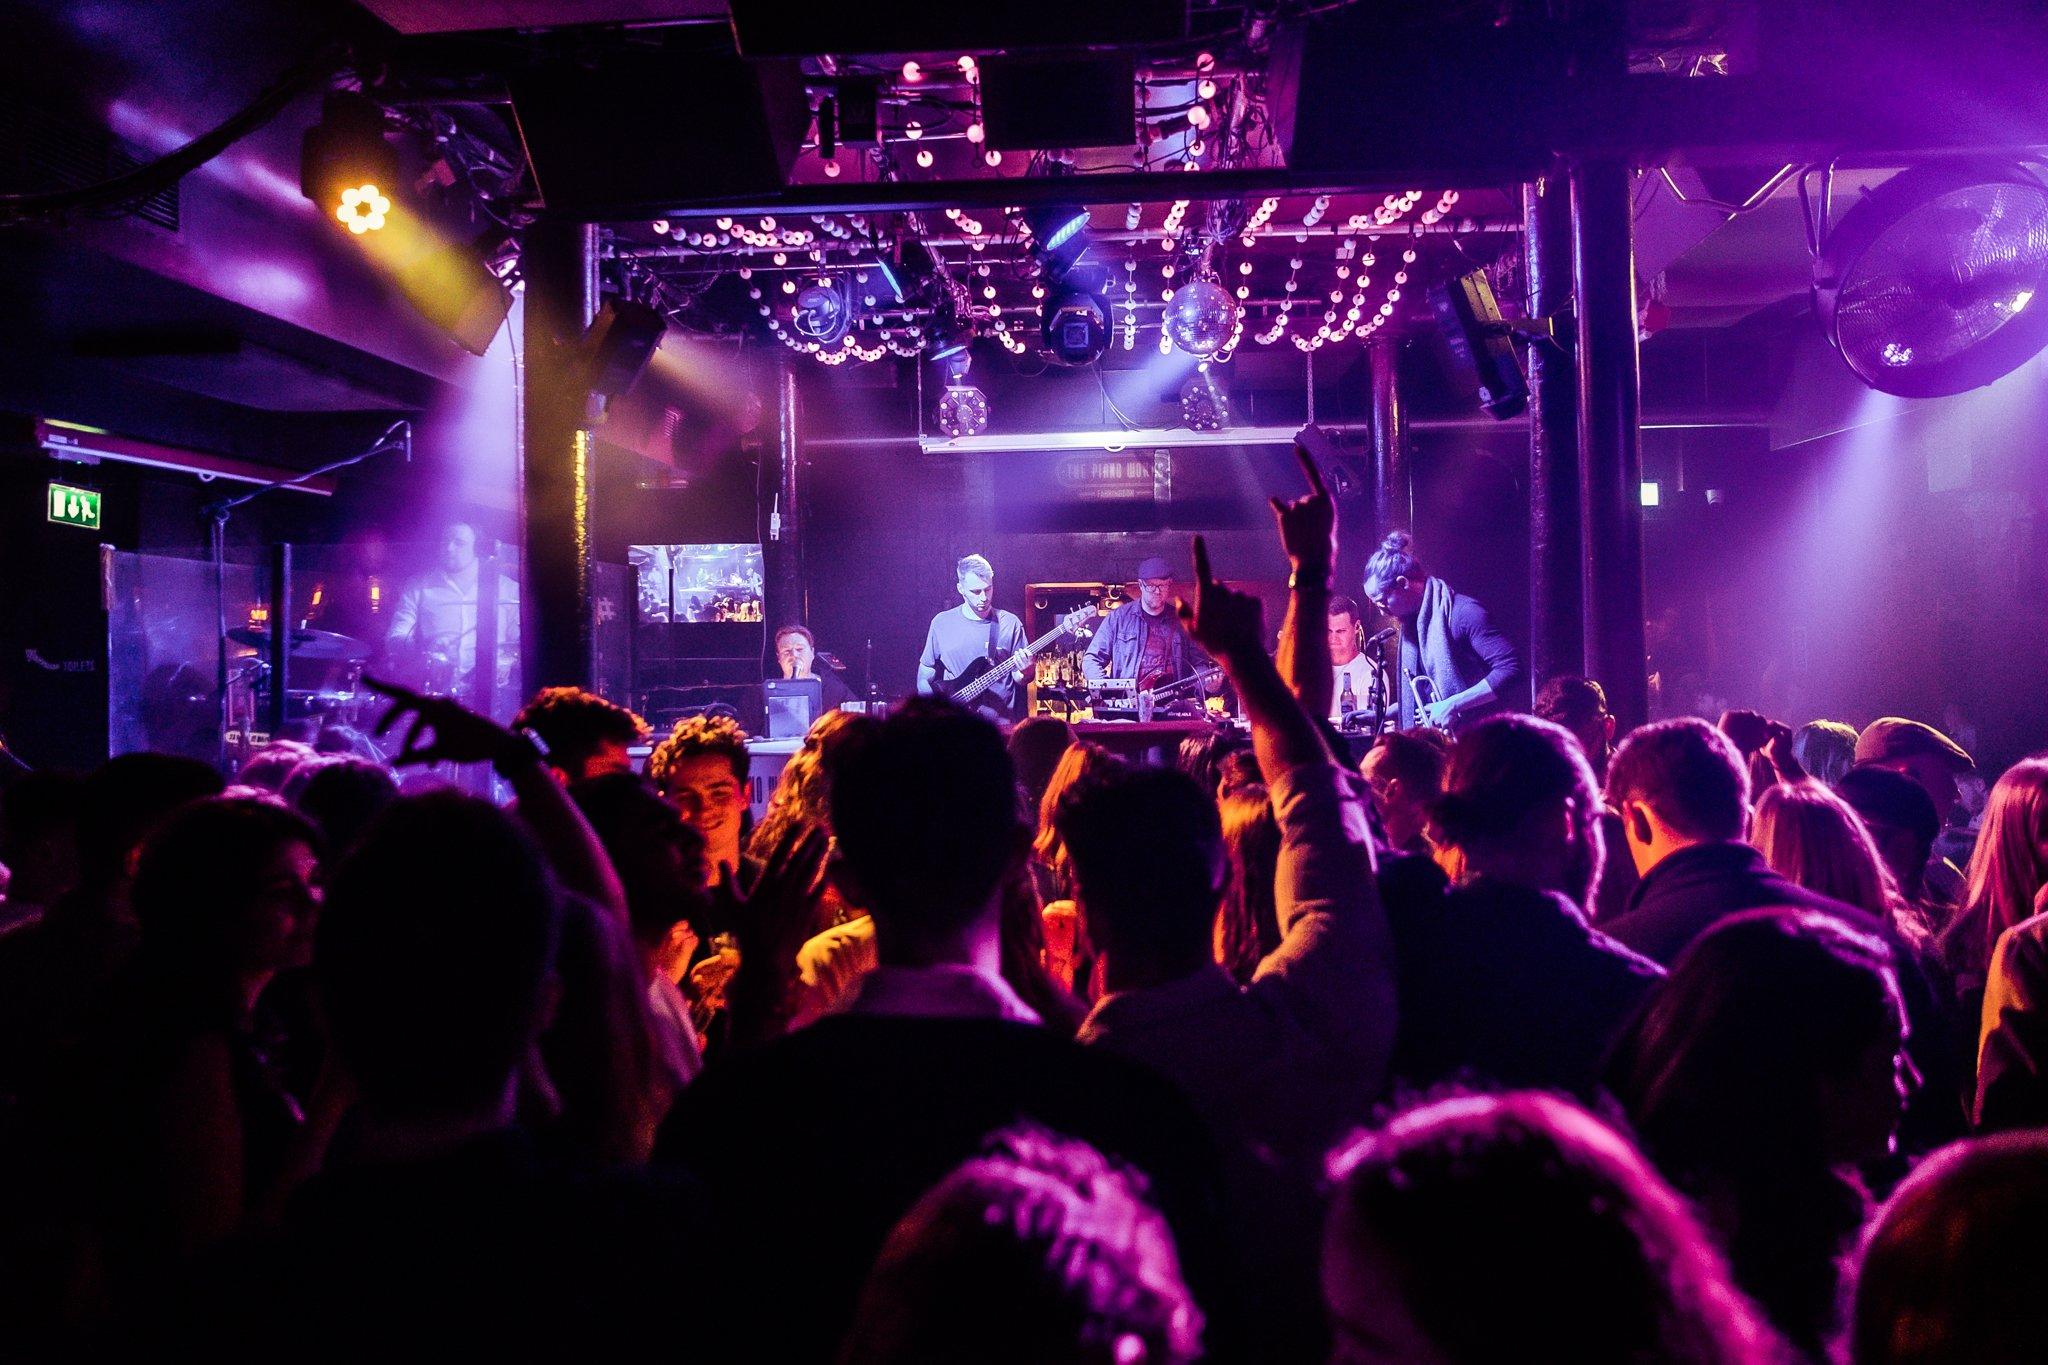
[1409,576,1463,724]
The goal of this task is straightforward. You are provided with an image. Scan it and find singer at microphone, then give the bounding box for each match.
[773,624,852,710]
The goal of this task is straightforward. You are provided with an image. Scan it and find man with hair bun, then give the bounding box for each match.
[1363,531,1522,732]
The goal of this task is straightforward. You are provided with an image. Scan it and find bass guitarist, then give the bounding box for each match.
[1082,555,1220,712]
[917,553,1031,721]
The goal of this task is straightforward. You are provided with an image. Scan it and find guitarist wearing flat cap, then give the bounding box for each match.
[1082,555,1219,711]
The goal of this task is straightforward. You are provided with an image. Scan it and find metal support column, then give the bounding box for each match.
[1368,339,1408,539]
[1571,157,1649,730]
[1526,174,1584,690]
[265,542,291,740]
[768,358,804,635]
[521,217,599,692]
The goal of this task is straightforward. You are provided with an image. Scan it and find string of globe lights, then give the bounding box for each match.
[708,187,1464,367]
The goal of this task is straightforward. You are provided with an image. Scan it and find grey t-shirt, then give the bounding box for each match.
[918,606,1028,713]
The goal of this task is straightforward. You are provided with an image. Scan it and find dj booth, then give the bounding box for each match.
[742,736,804,820]
[1069,719,1223,763]
[736,714,1373,819]
[735,718,1224,818]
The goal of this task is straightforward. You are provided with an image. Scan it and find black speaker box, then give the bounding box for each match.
[510,48,809,219]
[1271,14,1567,185]
[980,53,1136,151]
[0,460,111,770]
[1432,271,1528,421]
[727,1,1185,56]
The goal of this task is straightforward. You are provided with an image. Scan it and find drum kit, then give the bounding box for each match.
[223,625,378,749]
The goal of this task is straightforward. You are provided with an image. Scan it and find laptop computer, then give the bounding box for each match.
[762,677,825,739]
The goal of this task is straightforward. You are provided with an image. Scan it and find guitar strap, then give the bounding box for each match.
[986,616,1002,702]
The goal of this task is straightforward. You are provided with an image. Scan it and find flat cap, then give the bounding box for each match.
[1854,717,1974,772]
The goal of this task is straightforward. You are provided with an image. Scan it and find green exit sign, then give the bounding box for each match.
[47,482,102,530]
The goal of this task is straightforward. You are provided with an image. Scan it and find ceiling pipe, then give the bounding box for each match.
[787,410,1774,453]
[589,167,1516,222]
[608,218,1525,260]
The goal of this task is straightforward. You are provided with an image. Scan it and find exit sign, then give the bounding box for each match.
[47,483,101,530]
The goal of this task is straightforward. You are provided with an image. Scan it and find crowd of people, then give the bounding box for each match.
[2,451,2047,1362]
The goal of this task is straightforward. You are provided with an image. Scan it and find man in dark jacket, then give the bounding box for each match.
[1601,718,1868,963]
[1387,715,1662,1098]
[1604,718,1968,1151]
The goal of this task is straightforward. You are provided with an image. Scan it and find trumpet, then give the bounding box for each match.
[1410,674,1437,721]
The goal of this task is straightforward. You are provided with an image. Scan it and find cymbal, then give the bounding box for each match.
[227,626,371,662]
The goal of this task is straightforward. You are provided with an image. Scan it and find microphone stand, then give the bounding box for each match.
[1364,631,1394,735]
[203,420,411,772]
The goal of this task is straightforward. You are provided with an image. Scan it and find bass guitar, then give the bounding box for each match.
[935,606,1096,713]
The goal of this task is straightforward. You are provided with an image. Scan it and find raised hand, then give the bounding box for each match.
[365,675,516,768]
[733,822,832,958]
[367,676,628,921]
[1718,708,1772,757]
[1270,441,1335,575]
[1763,720,1808,784]
[1177,534,1265,661]
[727,822,832,1048]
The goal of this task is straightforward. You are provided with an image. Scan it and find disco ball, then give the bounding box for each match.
[1180,372,1229,431]
[1164,277,1238,357]
[935,384,990,438]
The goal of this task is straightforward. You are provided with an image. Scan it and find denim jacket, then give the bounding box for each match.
[1081,601,1214,686]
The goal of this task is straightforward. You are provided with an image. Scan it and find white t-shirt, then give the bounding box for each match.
[1331,655,1377,720]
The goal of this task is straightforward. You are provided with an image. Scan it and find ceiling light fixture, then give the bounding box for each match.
[1815,160,2048,397]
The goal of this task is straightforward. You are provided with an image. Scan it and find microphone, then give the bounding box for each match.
[1367,626,1398,647]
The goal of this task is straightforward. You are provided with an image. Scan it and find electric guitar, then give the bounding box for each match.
[1097,664,1226,716]
[934,606,1096,713]
[1143,664,1225,706]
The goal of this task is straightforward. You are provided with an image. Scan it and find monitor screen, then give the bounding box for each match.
[629,543,764,623]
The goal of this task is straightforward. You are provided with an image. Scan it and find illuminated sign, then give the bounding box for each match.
[1053,450,1170,503]
[47,482,102,530]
